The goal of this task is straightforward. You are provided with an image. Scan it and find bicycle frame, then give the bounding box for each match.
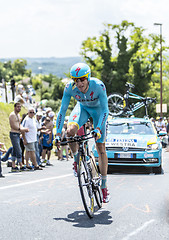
[123,82,155,116]
[108,82,156,117]
[60,133,102,218]
[124,91,147,115]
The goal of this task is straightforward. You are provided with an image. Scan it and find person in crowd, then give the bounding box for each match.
[55,62,110,203]
[41,107,52,122]
[151,118,156,130]
[156,117,166,132]
[60,122,69,161]
[9,102,29,172]
[165,117,169,152]
[0,142,13,177]
[14,89,25,105]
[20,113,28,165]
[35,111,46,167]
[22,107,43,170]
[166,117,169,136]
[41,117,53,166]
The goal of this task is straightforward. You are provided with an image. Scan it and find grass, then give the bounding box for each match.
[0,102,27,148]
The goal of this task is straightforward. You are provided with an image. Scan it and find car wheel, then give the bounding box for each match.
[153,165,162,174]
[107,165,114,174]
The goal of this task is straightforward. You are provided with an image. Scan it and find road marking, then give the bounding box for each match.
[118,204,151,213]
[0,173,72,190]
[122,219,155,240]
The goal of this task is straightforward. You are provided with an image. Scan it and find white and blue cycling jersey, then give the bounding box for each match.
[56,77,109,143]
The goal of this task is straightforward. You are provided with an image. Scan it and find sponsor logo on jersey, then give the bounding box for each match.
[73,114,77,121]
[57,113,62,129]
[78,98,98,102]
[90,91,94,99]
[75,67,81,76]
[75,95,81,100]
[101,113,107,126]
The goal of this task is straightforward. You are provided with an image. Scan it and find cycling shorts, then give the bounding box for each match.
[68,103,107,143]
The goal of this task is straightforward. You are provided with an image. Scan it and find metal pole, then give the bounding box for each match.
[160,25,163,118]
[154,23,163,117]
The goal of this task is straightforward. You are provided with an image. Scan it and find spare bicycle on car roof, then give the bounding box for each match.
[108,82,156,117]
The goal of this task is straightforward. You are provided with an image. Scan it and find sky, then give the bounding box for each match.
[0,0,169,58]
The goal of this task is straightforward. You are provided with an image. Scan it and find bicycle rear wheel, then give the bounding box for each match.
[90,153,102,209]
[77,154,94,218]
[108,93,124,116]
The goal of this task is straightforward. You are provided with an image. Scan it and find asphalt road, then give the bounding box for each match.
[0,149,169,240]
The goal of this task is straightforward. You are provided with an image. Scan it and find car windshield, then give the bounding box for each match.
[108,121,155,135]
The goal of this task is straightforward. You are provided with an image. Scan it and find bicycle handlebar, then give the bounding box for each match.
[125,82,135,89]
[56,132,95,145]
[142,97,156,104]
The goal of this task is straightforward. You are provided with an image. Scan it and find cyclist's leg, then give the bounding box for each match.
[95,140,110,203]
[67,103,89,176]
[85,106,108,175]
[88,107,109,202]
[67,103,89,154]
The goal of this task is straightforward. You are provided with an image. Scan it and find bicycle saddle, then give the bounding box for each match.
[125,82,135,89]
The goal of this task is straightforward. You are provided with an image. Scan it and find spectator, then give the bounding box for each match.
[20,113,28,164]
[41,117,53,166]
[166,117,169,134]
[156,117,165,132]
[9,102,29,172]
[14,88,25,105]
[0,143,13,177]
[151,118,156,130]
[35,111,45,167]
[41,107,52,122]
[22,107,42,170]
[166,117,169,152]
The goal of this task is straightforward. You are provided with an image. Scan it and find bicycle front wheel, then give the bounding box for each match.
[77,154,94,218]
[108,93,124,116]
[90,153,102,209]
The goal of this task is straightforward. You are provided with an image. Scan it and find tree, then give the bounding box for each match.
[80,20,168,98]
[0,59,32,84]
[51,82,65,100]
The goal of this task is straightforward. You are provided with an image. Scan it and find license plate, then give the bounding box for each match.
[118,153,133,158]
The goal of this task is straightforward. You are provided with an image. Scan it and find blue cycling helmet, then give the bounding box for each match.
[70,63,91,81]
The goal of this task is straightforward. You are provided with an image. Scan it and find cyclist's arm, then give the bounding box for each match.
[56,87,71,135]
[96,83,109,131]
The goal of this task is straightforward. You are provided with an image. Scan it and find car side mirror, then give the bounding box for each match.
[158,131,167,136]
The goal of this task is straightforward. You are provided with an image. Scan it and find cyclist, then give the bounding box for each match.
[55,63,109,203]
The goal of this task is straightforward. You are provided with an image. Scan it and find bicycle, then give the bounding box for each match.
[108,82,156,117]
[61,132,102,218]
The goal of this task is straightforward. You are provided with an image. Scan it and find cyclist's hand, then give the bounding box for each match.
[91,128,101,141]
[54,135,61,148]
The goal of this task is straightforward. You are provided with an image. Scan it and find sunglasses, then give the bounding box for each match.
[29,112,35,114]
[73,77,87,83]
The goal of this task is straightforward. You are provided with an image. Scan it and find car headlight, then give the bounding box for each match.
[147,143,159,150]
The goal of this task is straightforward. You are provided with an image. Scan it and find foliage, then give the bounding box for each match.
[0,59,32,84]
[42,92,51,100]
[80,22,167,93]
[80,20,169,116]
[32,76,41,90]
[51,82,65,100]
